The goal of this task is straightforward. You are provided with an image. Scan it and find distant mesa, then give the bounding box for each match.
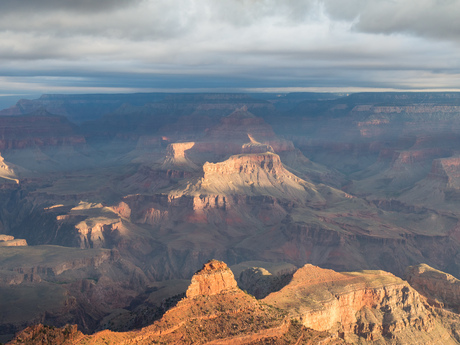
[160,142,199,171]
[191,107,295,158]
[198,152,326,206]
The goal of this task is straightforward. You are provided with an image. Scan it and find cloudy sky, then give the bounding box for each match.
[1,0,459,99]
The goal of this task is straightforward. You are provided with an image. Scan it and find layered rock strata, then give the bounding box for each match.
[264,264,458,344]
[10,260,337,344]
[406,263,460,312]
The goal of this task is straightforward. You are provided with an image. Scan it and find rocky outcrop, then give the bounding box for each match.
[74,219,122,249]
[7,259,344,345]
[199,152,327,206]
[0,234,14,242]
[203,152,284,176]
[9,260,460,345]
[160,142,199,171]
[264,264,458,344]
[0,239,27,247]
[406,264,460,312]
[186,259,238,298]
[51,202,124,249]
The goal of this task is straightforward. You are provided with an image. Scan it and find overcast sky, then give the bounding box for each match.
[1,0,459,98]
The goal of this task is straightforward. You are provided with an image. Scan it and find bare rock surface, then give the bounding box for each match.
[406,263,460,312]
[264,264,459,344]
[186,259,238,297]
[7,260,346,344]
[9,261,460,345]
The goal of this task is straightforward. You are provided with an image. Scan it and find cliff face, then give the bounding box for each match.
[396,156,460,210]
[406,264,460,312]
[199,152,326,206]
[8,260,346,345]
[9,261,460,345]
[0,245,149,339]
[7,92,460,344]
[0,112,85,150]
[264,264,458,344]
[186,259,238,297]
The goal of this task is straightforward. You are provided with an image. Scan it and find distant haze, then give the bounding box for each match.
[0,0,459,95]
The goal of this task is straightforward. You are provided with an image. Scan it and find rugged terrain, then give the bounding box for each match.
[2,92,460,342]
[8,260,460,345]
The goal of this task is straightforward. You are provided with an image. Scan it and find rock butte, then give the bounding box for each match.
[5,92,460,342]
[186,259,238,297]
[8,260,460,345]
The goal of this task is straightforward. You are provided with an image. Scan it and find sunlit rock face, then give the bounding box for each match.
[186,259,238,297]
[0,234,27,247]
[7,92,460,343]
[160,142,199,171]
[200,152,326,206]
[406,263,460,312]
[9,261,460,345]
[264,264,459,344]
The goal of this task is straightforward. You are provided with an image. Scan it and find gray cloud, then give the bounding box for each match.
[0,0,141,13]
[0,0,459,95]
[323,0,460,41]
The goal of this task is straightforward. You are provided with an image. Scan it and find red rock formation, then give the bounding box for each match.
[186,259,238,298]
[264,264,458,344]
[110,201,131,219]
[9,261,460,345]
[203,152,285,176]
[406,264,460,312]
[7,259,347,345]
[198,152,327,206]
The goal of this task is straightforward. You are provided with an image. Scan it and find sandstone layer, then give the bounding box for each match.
[9,261,460,345]
[406,263,460,312]
[264,264,459,344]
[9,260,346,345]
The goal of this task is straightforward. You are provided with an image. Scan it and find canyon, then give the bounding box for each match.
[1,92,460,343]
[8,260,460,344]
